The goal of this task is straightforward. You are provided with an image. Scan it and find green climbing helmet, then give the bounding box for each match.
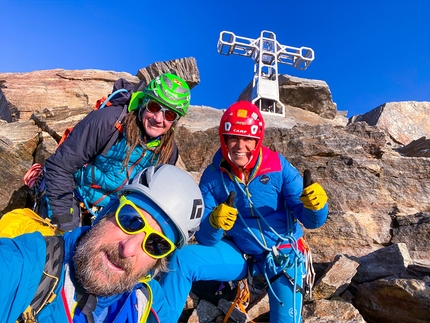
[143,73,191,117]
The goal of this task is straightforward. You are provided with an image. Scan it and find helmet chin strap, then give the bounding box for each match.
[227,151,255,183]
[227,152,246,170]
[227,148,257,170]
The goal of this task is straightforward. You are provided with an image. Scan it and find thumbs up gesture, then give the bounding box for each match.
[209,191,238,230]
[299,170,328,211]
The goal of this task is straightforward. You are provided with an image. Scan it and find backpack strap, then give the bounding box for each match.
[75,291,97,323]
[101,104,128,157]
[136,277,153,323]
[18,236,64,323]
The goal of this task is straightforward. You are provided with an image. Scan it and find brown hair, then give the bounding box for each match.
[121,110,176,173]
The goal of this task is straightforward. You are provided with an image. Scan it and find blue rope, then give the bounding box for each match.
[220,170,305,319]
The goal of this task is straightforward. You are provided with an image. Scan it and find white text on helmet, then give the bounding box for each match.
[164,91,182,99]
[232,129,248,134]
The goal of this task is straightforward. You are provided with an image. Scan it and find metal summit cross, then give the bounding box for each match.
[217,30,314,117]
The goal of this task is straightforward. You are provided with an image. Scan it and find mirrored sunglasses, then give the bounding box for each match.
[115,195,176,259]
[146,100,180,122]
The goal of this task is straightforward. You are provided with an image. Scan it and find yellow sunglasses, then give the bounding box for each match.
[115,195,176,259]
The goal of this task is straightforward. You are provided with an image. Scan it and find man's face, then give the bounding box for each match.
[73,211,162,296]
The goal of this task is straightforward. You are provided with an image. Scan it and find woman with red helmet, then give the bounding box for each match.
[160,101,329,323]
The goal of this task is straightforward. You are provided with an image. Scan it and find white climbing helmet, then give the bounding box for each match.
[118,164,203,248]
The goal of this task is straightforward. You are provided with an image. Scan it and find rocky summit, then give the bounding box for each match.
[1,57,429,323]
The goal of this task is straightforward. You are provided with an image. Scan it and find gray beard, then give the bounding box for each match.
[73,219,152,296]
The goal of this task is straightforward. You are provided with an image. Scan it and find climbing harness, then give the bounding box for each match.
[220,169,312,323]
[223,279,255,323]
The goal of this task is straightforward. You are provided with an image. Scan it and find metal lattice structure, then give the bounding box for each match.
[217,30,314,117]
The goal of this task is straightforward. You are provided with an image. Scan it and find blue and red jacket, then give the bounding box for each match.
[197,147,328,256]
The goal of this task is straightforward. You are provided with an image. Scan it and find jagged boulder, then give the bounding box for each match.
[238,74,338,119]
[349,101,430,145]
[396,136,430,157]
[1,61,430,323]
[0,120,40,212]
[312,255,359,300]
[303,299,366,323]
[353,277,430,323]
[391,213,430,267]
[0,57,200,121]
[0,80,15,122]
[136,57,200,89]
[0,69,138,121]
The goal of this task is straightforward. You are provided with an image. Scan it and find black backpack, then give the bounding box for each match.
[18,236,64,323]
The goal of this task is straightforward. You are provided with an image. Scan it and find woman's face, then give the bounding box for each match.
[226,135,257,167]
[141,104,176,138]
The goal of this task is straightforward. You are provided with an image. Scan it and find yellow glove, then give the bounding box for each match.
[209,191,238,230]
[299,169,328,211]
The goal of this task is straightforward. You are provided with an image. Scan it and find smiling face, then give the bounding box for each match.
[226,135,258,168]
[73,210,163,296]
[140,106,175,139]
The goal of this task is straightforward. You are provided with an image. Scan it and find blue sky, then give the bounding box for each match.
[1,0,429,117]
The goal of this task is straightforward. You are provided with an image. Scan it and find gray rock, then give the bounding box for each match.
[136,57,200,90]
[1,62,430,323]
[312,255,359,300]
[353,243,412,284]
[353,277,430,323]
[349,101,430,145]
[303,299,366,323]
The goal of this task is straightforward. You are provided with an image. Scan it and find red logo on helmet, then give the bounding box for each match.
[173,79,183,86]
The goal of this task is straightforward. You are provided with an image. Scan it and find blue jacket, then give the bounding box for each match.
[196,147,328,255]
[73,133,162,208]
[0,228,170,323]
[44,81,178,220]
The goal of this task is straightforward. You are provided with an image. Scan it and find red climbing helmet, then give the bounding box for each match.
[219,101,265,171]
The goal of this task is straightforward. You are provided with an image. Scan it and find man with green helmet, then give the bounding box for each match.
[41,73,191,231]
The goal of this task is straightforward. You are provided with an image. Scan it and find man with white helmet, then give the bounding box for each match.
[0,164,203,323]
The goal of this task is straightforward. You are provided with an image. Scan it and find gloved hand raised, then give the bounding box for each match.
[299,169,328,211]
[209,191,238,231]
